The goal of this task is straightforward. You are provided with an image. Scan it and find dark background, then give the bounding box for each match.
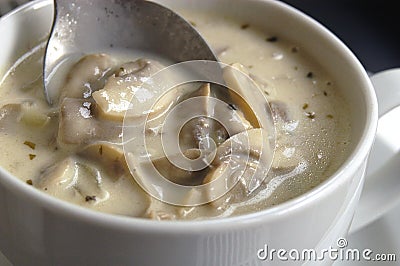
[281,0,400,73]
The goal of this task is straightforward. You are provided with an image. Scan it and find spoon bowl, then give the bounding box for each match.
[43,0,217,105]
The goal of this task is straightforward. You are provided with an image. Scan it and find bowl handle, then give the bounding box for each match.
[350,68,400,233]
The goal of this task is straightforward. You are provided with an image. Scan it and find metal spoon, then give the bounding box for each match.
[43,0,217,105]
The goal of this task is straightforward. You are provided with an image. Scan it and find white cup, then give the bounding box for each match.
[0,0,399,265]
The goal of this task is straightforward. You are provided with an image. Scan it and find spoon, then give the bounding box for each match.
[43,0,217,105]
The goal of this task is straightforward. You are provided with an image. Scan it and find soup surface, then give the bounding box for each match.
[0,11,351,220]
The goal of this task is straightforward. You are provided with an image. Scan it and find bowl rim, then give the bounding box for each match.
[0,0,378,233]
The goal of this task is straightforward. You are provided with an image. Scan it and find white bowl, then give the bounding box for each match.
[0,0,378,265]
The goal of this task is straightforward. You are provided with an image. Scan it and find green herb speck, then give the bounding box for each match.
[305,112,315,119]
[24,141,36,150]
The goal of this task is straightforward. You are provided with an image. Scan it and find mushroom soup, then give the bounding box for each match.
[0,11,351,220]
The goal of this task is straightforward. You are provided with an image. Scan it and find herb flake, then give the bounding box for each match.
[85,195,97,202]
[305,112,315,119]
[24,141,36,150]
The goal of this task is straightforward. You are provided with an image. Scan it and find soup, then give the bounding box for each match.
[0,11,351,220]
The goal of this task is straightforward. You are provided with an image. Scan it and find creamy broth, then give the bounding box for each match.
[0,11,350,220]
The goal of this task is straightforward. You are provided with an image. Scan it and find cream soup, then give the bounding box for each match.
[0,11,350,220]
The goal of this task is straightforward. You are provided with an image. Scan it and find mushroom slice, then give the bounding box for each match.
[202,128,272,205]
[59,54,115,102]
[202,162,239,205]
[223,63,261,127]
[178,83,253,151]
[92,58,176,122]
[113,59,161,77]
[36,157,109,203]
[203,156,268,207]
[78,143,128,178]
[178,83,226,150]
[213,128,271,165]
[149,149,209,186]
[58,98,122,145]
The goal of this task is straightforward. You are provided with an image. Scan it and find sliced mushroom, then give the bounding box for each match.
[78,142,128,178]
[113,59,161,78]
[36,157,109,202]
[92,58,177,122]
[59,54,115,102]
[213,128,271,165]
[203,157,268,207]
[177,83,226,150]
[223,63,261,127]
[150,149,209,186]
[177,83,253,151]
[202,128,272,206]
[202,162,239,205]
[58,98,122,145]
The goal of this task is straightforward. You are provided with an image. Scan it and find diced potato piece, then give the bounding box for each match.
[19,102,50,127]
[0,102,50,128]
